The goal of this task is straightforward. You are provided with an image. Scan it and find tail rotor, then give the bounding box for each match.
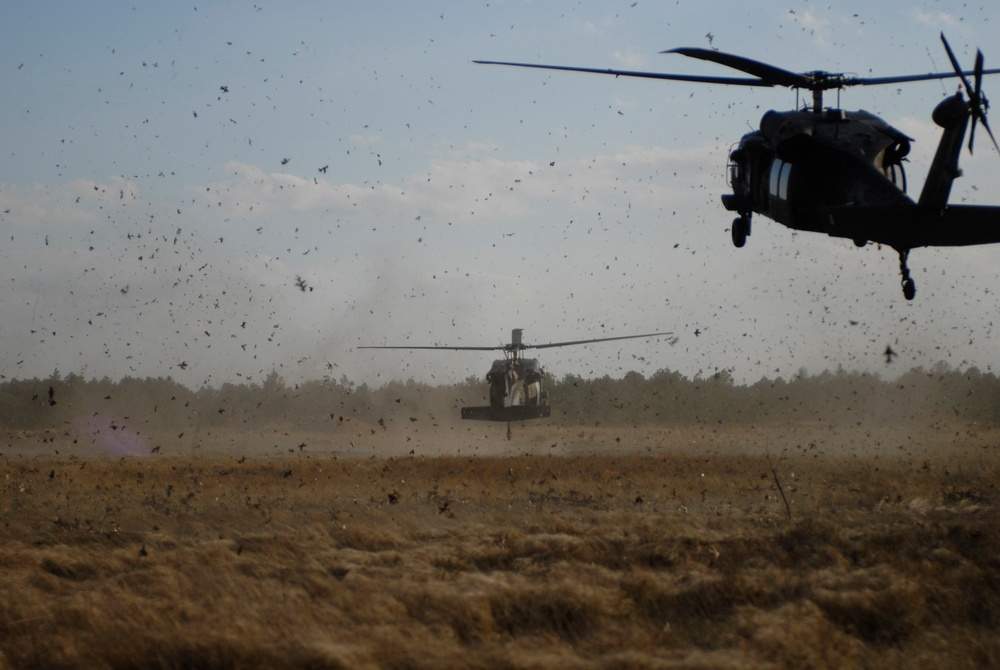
[942,33,999,155]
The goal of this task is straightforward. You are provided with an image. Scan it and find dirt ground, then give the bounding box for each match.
[0,421,997,668]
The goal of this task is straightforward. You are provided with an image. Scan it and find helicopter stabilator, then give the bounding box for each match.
[359,328,671,439]
[476,33,1000,300]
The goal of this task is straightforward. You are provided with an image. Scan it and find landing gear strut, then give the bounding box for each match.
[898,249,916,300]
[731,215,750,248]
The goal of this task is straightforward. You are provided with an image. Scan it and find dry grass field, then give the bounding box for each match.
[1,421,998,668]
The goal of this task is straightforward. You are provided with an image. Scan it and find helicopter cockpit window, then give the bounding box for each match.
[882,140,909,193]
[768,158,792,200]
[727,147,746,189]
[884,161,907,193]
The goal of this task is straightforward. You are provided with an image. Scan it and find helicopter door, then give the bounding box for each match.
[767,158,793,222]
[489,376,507,408]
[508,377,524,406]
[524,380,540,405]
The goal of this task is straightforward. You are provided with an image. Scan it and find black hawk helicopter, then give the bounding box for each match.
[359,328,671,439]
[476,34,1000,300]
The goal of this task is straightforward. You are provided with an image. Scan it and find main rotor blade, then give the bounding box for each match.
[664,47,811,88]
[362,331,675,355]
[473,60,772,87]
[357,345,499,351]
[672,44,1000,89]
[845,69,1000,87]
[476,59,1000,93]
[526,331,673,350]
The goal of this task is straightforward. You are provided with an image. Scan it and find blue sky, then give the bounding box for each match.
[2,1,1000,388]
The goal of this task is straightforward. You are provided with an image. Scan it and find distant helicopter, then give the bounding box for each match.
[476,34,1000,300]
[359,328,671,439]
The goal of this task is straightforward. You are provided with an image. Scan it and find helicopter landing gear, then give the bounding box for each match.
[731,216,750,248]
[898,249,916,300]
[506,422,512,440]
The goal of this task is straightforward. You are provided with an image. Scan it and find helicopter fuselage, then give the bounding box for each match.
[723,93,993,300]
[475,34,1000,299]
[722,93,996,259]
[724,107,914,241]
[461,355,551,429]
[486,357,545,409]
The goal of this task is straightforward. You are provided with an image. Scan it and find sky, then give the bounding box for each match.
[2,1,1000,389]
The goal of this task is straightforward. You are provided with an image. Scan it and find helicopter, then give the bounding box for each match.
[475,33,1000,300]
[359,328,671,439]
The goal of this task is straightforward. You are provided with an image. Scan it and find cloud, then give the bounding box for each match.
[911,9,958,28]
[613,51,646,69]
[0,176,143,230]
[194,139,717,233]
[348,134,382,145]
[785,8,832,46]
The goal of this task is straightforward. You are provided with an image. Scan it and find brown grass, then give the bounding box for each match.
[0,423,998,668]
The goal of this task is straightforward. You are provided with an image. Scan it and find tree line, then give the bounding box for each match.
[2,363,997,434]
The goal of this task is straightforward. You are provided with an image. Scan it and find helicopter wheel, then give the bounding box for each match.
[853,238,867,247]
[731,216,749,248]
[897,249,916,300]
